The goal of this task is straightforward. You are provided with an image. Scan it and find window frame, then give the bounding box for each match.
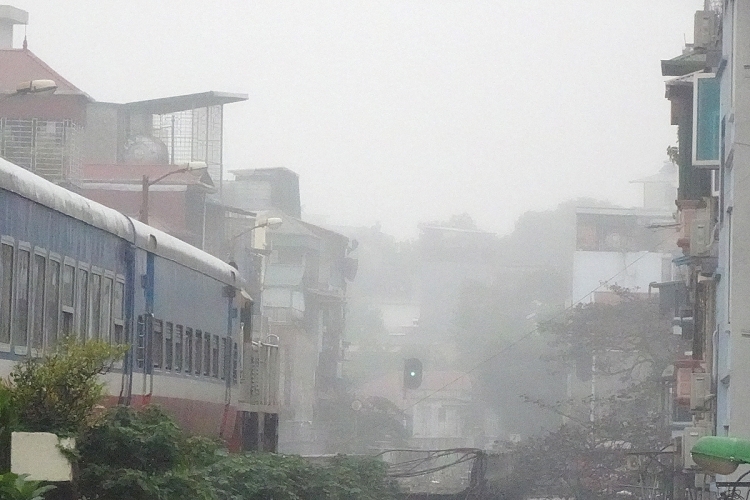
[100,271,115,344]
[112,276,125,344]
[30,248,47,356]
[61,257,76,340]
[44,253,62,352]
[13,242,32,355]
[88,268,102,340]
[0,236,14,352]
[76,263,90,342]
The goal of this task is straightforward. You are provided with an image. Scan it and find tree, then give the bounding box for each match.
[510,289,680,500]
[539,286,676,386]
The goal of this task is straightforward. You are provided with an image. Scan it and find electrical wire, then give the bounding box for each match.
[402,229,682,412]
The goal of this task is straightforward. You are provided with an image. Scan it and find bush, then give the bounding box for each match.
[76,405,400,500]
[8,337,127,435]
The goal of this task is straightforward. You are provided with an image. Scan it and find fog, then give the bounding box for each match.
[2,1,704,492]
[13,0,697,237]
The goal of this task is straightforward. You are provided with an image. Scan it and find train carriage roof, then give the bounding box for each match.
[0,158,242,289]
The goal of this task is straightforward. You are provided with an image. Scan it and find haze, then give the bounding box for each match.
[11,0,698,237]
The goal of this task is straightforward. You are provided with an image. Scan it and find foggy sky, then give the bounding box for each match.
[12,1,700,238]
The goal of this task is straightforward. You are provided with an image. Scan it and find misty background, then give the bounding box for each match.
[11,0,699,238]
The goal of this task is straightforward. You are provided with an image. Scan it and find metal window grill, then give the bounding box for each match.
[0,118,81,183]
[152,105,223,187]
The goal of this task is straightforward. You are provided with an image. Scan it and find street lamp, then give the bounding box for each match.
[15,79,57,95]
[139,161,209,223]
[691,436,750,475]
[227,217,283,259]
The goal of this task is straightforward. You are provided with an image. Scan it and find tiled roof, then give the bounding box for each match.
[0,48,89,97]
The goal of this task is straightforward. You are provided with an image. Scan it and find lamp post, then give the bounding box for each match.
[227,217,283,259]
[139,161,208,224]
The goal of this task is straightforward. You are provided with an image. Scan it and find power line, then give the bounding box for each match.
[403,235,679,411]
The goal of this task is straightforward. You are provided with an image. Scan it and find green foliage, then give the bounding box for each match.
[0,473,55,500]
[512,288,677,499]
[76,405,400,500]
[8,337,127,435]
[0,386,18,472]
[205,453,399,500]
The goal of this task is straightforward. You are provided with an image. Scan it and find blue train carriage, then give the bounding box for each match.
[0,156,260,449]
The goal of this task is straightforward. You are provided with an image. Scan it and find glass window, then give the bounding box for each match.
[0,244,13,344]
[89,274,101,340]
[61,265,74,337]
[204,333,211,377]
[31,255,45,351]
[13,249,30,348]
[212,335,219,378]
[100,277,112,343]
[174,325,183,372]
[77,270,88,340]
[185,328,193,374]
[194,330,202,375]
[62,265,74,309]
[45,260,60,349]
[113,281,124,345]
[165,322,173,370]
[152,319,163,369]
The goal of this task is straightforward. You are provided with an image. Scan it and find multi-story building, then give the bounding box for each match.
[223,169,356,454]
[0,7,90,185]
[0,5,283,451]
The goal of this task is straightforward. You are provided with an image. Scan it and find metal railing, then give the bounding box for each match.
[240,336,280,408]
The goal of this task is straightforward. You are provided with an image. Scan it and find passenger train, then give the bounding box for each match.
[0,156,255,447]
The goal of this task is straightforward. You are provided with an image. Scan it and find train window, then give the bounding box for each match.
[113,281,124,345]
[220,337,227,380]
[77,269,89,341]
[101,277,113,343]
[232,341,238,384]
[61,264,75,338]
[211,335,219,378]
[0,243,13,346]
[136,316,145,369]
[165,322,173,370]
[13,248,30,351]
[89,274,101,340]
[185,328,193,374]
[152,320,163,369]
[194,330,202,375]
[174,325,183,372]
[45,259,60,350]
[31,254,46,352]
[204,333,211,377]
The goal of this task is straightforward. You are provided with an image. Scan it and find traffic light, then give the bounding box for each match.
[403,358,423,390]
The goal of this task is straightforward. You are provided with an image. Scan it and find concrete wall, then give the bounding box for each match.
[718,0,750,442]
[571,250,670,303]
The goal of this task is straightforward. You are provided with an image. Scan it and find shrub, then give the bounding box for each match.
[9,337,127,435]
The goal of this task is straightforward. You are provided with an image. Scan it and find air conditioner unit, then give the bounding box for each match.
[690,372,710,411]
[682,427,708,470]
[690,216,712,257]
